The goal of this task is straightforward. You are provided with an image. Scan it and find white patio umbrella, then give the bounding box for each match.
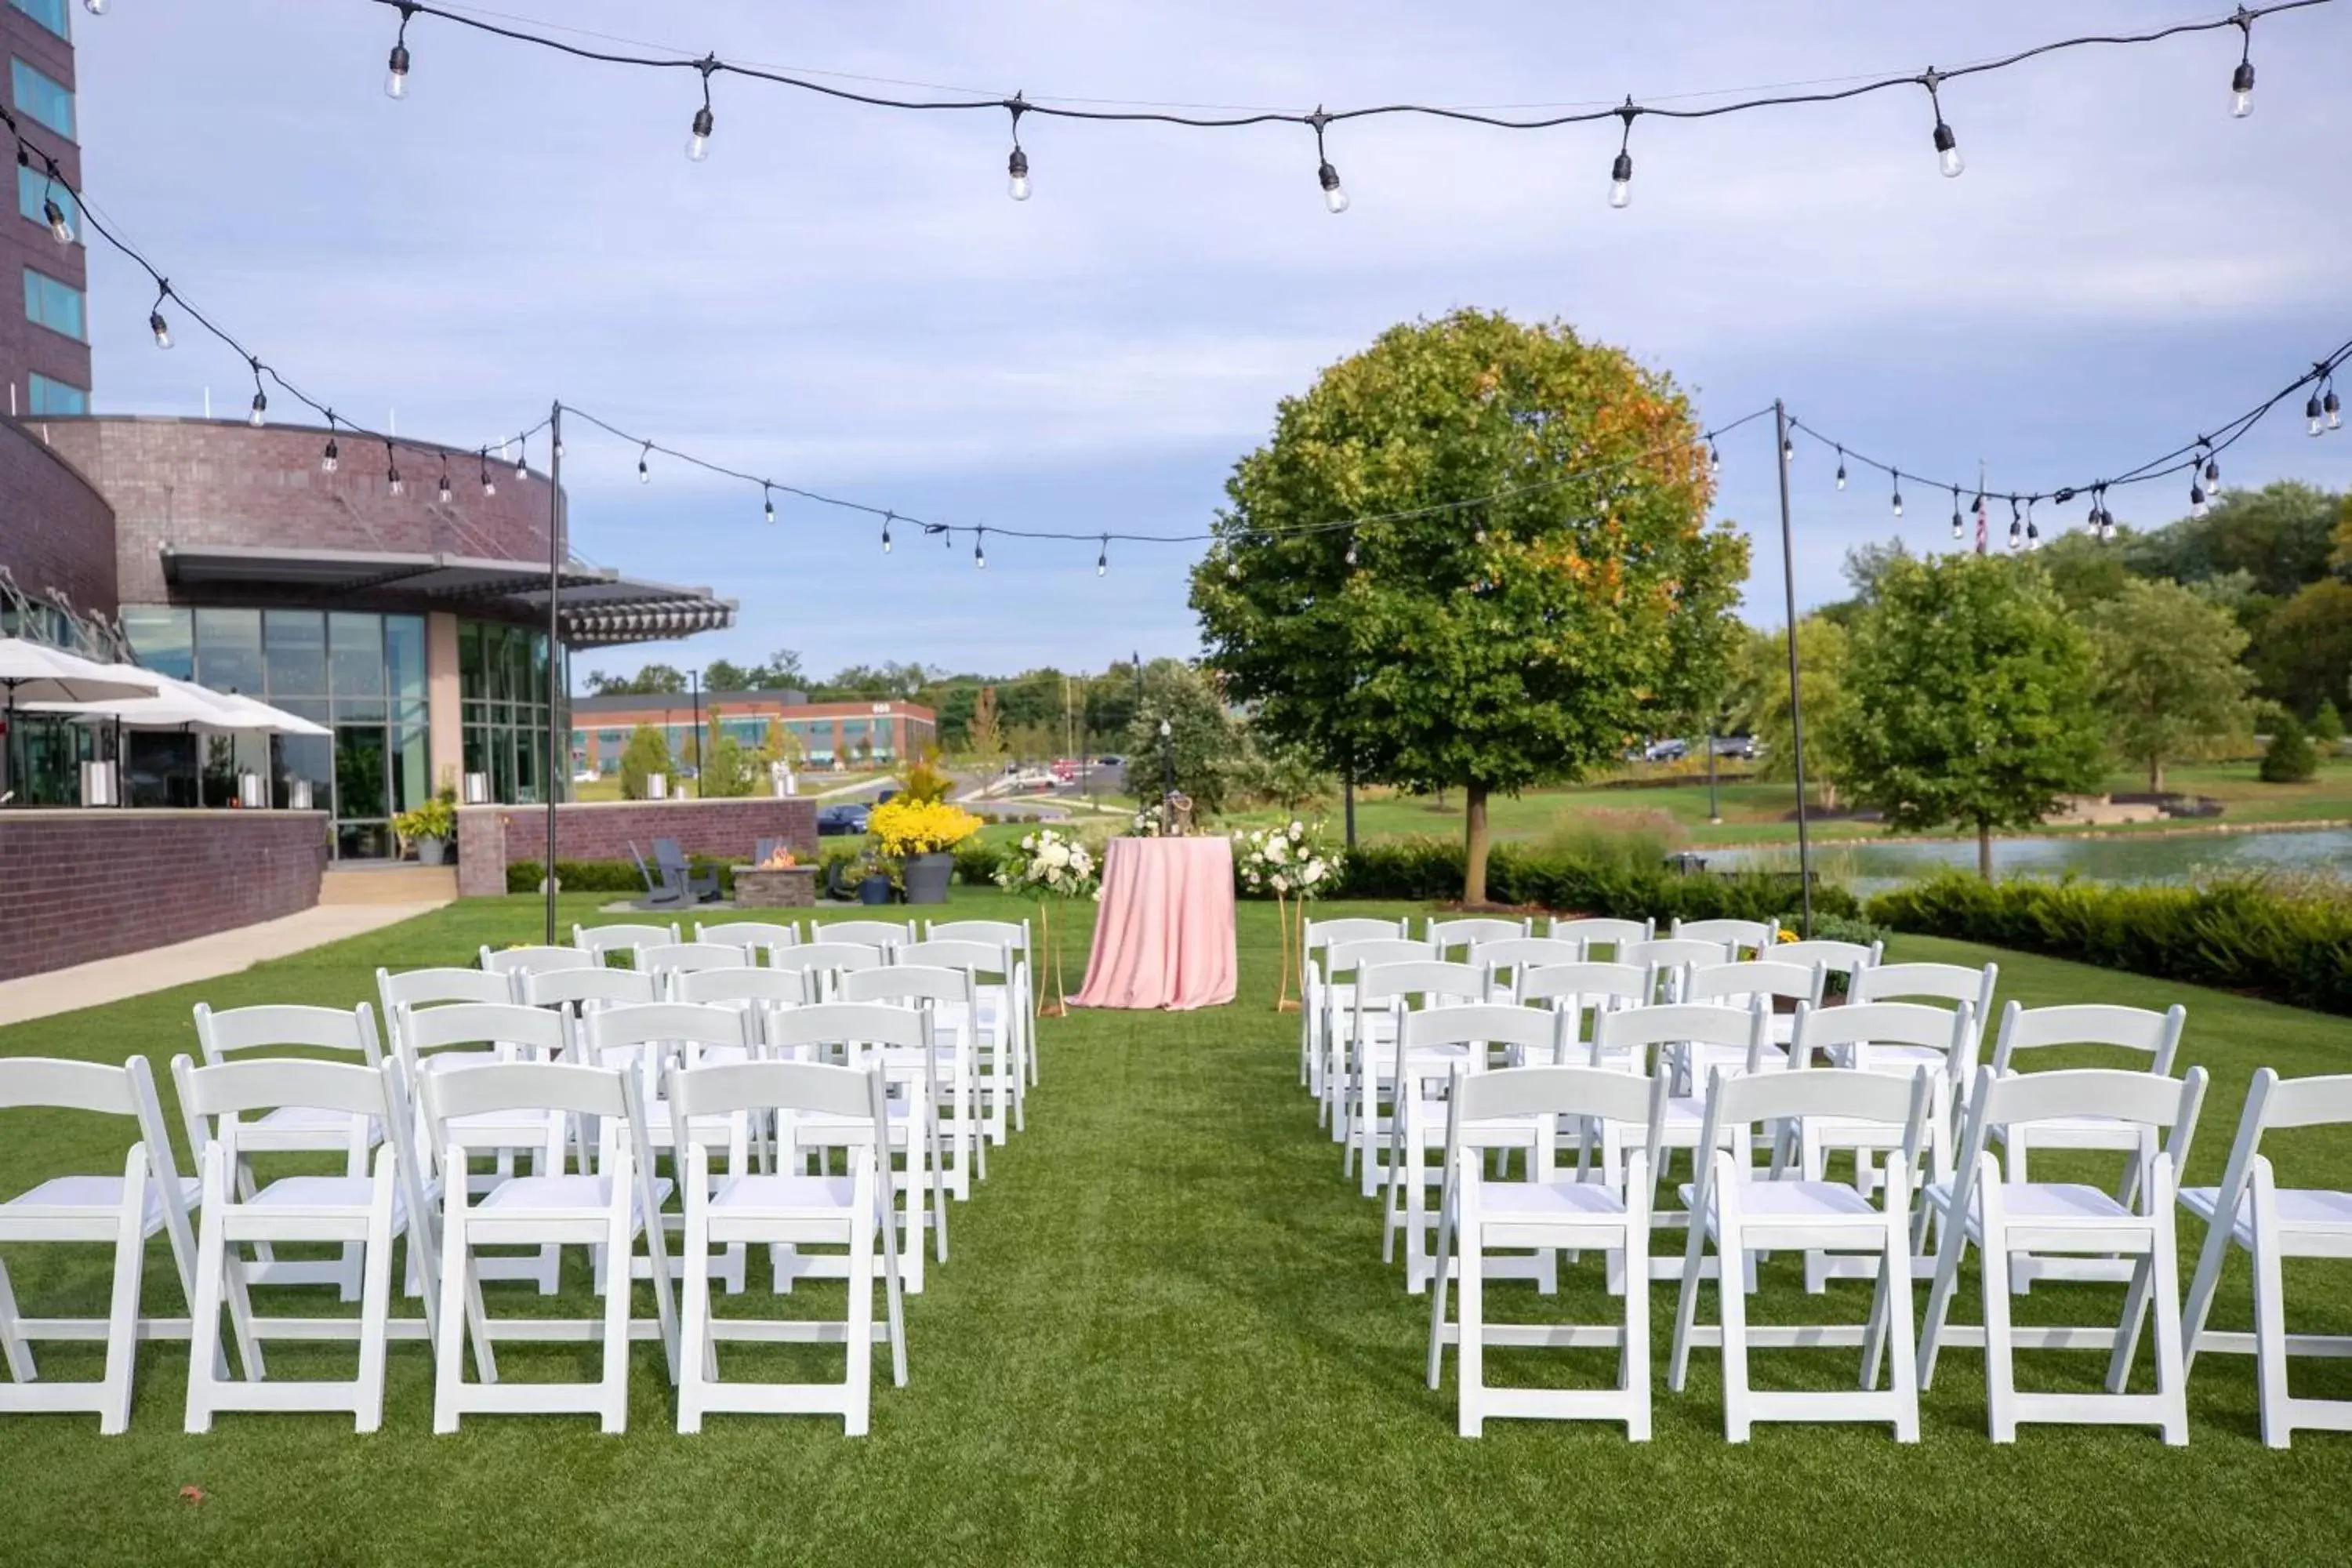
[0,638,161,801]
[200,689,332,737]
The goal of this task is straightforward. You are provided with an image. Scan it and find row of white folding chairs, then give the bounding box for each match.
[0,1002,946,1435]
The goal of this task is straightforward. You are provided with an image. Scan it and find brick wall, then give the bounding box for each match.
[0,415,116,615]
[0,7,89,419]
[456,797,818,897]
[0,811,327,981]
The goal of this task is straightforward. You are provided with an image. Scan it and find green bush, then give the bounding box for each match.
[1335,834,1858,927]
[1868,872,2352,1017]
[953,837,1012,887]
[2259,719,2318,783]
[2312,699,2345,747]
[505,856,738,897]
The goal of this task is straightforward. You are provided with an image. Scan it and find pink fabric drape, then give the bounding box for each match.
[1072,837,1237,1011]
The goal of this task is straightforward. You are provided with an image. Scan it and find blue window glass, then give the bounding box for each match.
[9,0,68,39]
[26,371,84,413]
[10,58,73,140]
[15,162,73,238]
[23,266,82,339]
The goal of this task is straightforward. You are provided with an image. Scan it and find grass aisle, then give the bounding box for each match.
[1,892,2349,1563]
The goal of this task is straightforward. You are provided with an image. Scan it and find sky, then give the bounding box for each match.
[69,1,2352,686]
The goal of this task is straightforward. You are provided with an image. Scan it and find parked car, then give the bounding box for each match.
[816,803,871,836]
[1711,735,1759,760]
[1095,753,1123,768]
[1642,739,1690,764]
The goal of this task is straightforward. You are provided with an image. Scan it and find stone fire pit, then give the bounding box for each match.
[731,862,817,908]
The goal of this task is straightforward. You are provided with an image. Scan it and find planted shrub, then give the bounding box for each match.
[506,856,736,897]
[2260,718,2319,783]
[1335,834,1857,926]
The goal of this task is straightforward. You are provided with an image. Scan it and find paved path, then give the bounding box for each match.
[0,902,446,1026]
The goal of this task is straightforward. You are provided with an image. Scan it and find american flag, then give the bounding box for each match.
[1973,491,1989,554]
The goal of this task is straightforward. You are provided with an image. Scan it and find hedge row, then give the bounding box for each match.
[1868,873,2352,1018]
[506,856,740,897]
[1332,836,1860,925]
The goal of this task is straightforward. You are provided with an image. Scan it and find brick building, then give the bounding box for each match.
[571,690,936,775]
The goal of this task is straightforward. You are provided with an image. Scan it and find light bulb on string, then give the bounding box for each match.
[2190,472,2209,517]
[2024,498,2040,550]
[1309,108,1348,213]
[638,442,652,484]
[2326,387,2342,430]
[39,176,71,245]
[1781,430,1795,463]
[247,363,267,428]
[1951,487,1965,540]
[1608,98,1636,209]
[2007,497,2023,549]
[763,485,775,524]
[479,449,495,497]
[1097,535,1109,576]
[1889,472,1904,520]
[386,444,404,499]
[1835,448,1847,491]
[687,57,717,162]
[1345,536,1359,567]
[385,3,412,100]
[2231,12,2256,117]
[148,291,172,350]
[975,528,987,570]
[437,458,452,504]
[2203,450,2220,492]
[1707,438,1721,473]
[321,429,339,474]
[1922,71,1964,177]
[2309,393,2328,437]
[880,511,893,554]
[514,441,528,481]
[1005,94,1031,200]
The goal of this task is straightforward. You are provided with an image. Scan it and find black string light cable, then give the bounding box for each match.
[1788,331,2352,545]
[361,0,2336,204]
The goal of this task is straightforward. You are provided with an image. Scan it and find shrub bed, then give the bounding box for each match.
[1334,835,1858,925]
[505,856,738,897]
[1868,873,2352,1017]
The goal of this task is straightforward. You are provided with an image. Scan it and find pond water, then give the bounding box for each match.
[1714,826,2352,896]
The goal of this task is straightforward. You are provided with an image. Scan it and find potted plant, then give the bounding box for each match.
[867,756,982,905]
[855,850,896,906]
[392,788,458,866]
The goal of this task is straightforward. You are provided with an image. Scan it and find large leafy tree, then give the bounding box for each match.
[2084,576,2256,791]
[1191,309,1747,903]
[2252,579,2352,719]
[1730,615,1853,811]
[1837,554,2106,877]
[1126,659,1243,814]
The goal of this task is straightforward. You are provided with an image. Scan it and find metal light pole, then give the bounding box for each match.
[544,400,564,945]
[1705,724,1721,824]
[688,667,702,798]
[1773,400,1814,938]
[1159,717,1174,808]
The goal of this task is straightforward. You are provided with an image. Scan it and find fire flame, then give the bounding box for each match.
[759,846,797,869]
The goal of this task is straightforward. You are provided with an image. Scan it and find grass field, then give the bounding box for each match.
[3,891,2350,1563]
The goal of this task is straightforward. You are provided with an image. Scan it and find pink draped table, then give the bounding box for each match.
[1071,837,1237,1011]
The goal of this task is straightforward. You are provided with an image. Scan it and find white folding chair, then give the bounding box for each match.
[770,941,889,1004]
[1468,936,1585,1003]
[901,937,1029,1145]
[1918,1065,2209,1445]
[376,967,512,1054]
[1514,962,1649,1059]
[670,1058,906,1435]
[641,942,757,985]
[1669,1066,1932,1442]
[1546,916,1655,960]
[1300,916,1411,1093]
[696,920,801,955]
[1425,916,1531,956]
[573,923,681,967]
[174,1056,408,1433]
[837,966,983,1200]
[1426,1064,1667,1438]
[1620,938,1733,1004]
[1318,936,1439,1138]
[1680,958,1824,1063]
[1347,958,1485,1194]
[421,1061,679,1434]
[0,1057,198,1434]
[1383,1003,1569,1294]
[515,965,660,1014]
[2180,1069,2352,1447]
[672,967,808,1011]
[762,1003,949,1294]
[927,918,1038,1082]
[1850,960,1999,1102]
[1774,938,1883,994]
[481,944,598,979]
[187,1004,384,1299]
[1986,1002,2188,1286]
[809,918,914,950]
[1670,917,1779,961]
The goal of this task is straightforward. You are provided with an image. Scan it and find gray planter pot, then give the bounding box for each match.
[858,875,895,906]
[416,837,448,866]
[902,852,954,905]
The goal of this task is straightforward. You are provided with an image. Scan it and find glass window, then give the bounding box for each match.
[15,162,72,237]
[262,609,325,698]
[10,57,72,140]
[26,370,83,413]
[122,604,192,681]
[328,611,384,698]
[10,0,71,40]
[24,265,82,339]
[385,615,426,701]
[193,607,263,695]
[391,719,429,816]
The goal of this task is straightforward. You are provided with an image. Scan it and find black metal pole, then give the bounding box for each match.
[1706,723,1720,823]
[544,401,563,945]
[1343,761,1356,849]
[689,668,702,799]
[1773,400,1814,938]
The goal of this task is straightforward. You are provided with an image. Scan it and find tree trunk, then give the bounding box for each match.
[2149,755,2165,793]
[1976,820,1994,881]
[1464,782,1490,907]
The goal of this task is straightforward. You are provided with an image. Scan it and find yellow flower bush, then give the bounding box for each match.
[868,798,982,858]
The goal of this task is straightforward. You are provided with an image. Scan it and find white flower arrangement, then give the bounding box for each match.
[1232,818,1341,901]
[996,827,1101,898]
[1128,808,1166,837]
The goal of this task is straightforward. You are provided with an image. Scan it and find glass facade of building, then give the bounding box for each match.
[459,619,564,811]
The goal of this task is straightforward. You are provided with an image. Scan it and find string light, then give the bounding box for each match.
[82,0,106,13]
[321,419,340,474]
[2007,496,2024,549]
[386,441,405,498]
[2202,445,2221,492]
[1889,471,1904,519]
[1309,108,1347,214]
[638,441,652,483]
[437,455,453,503]
[1344,537,1358,566]
[688,56,716,162]
[1950,486,1964,539]
[247,360,267,427]
[1781,427,1795,463]
[1006,94,1032,201]
[1835,448,1848,491]
[38,168,71,245]
[1708,438,1721,473]
[2326,385,2343,430]
[2190,469,2209,516]
[479,448,495,496]
[147,283,172,350]
[515,441,528,481]
[1608,98,1635,210]
[385,2,414,100]
[763,484,775,524]
[880,510,894,553]
[2308,391,2328,437]
[975,528,987,569]
[1920,70,1964,178]
[1097,534,1109,575]
[2232,9,2258,116]
[2024,497,2040,549]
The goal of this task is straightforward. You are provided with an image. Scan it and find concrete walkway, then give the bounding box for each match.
[0,902,447,1028]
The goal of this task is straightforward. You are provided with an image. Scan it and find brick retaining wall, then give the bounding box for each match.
[456,797,819,897]
[0,811,327,981]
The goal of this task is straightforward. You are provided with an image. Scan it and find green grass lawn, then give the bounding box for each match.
[3,891,2350,1563]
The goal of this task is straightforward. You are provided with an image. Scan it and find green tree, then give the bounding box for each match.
[1192,309,1747,904]
[2313,699,2345,749]
[583,662,688,696]
[2083,576,2257,792]
[1238,730,1337,812]
[2259,716,2318,783]
[618,724,673,800]
[966,684,1006,761]
[1127,659,1242,814]
[2129,481,2340,598]
[1836,554,2106,878]
[702,659,755,692]
[2251,579,2352,718]
[1730,616,1853,811]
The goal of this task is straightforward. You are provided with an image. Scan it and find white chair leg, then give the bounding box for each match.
[845,1189,875,1437]
[434,1171,470,1434]
[1716,1163,1752,1443]
[97,1155,148,1436]
[354,1152,397,1433]
[1980,1181,2018,1443]
[2148,1162,2190,1448]
[2251,1191,2293,1449]
[1623,1168,1653,1442]
[1456,1181,1484,1439]
[679,1179,710,1434]
[599,1162,634,1435]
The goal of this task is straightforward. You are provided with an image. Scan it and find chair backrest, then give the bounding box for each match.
[1355,959,1484,1009]
[1697,1065,1932,1187]
[194,1002,382,1067]
[1671,916,1779,958]
[480,944,598,978]
[837,964,975,1010]
[1546,916,1656,957]
[419,1058,630,1128]
[670,966,808,1009]
[810,918,914,949]
[1426,916,1530,953]
[2197,1069,2352,1250]
[1450,1064,1668,1168]
[1958,1064,2210,1210]
[769,942,889,986]
[639,942,756,978]
[1469,936,1584,985]
[176,1054,390,1125]
[1514,960,1649,1010]
[578,1001,757,1059]
[572,922,681,964]
[0,1055,193,1285]
[898,938,1014,979]
[1989,1002,2186,1077]
[695,920,800,953]
[926,919,1031,954]
[1772,938,1883,978]
[1323,937,1437,978]
[515,964,659,1011]
[1592,1000,1769,1074]
[1305,916,1408,953]
[670,1057,882,1125]
[1850,960,1998,1011]
[376,967,510,1035]
[1791,1000,1973,1075]
[1683,959,1824,1009]
[761,1000,931,1061]
[1621,937,1732,975]
[396,1000,568,1061]
[652,837,690,870]
[1399,1002,1563,1062]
